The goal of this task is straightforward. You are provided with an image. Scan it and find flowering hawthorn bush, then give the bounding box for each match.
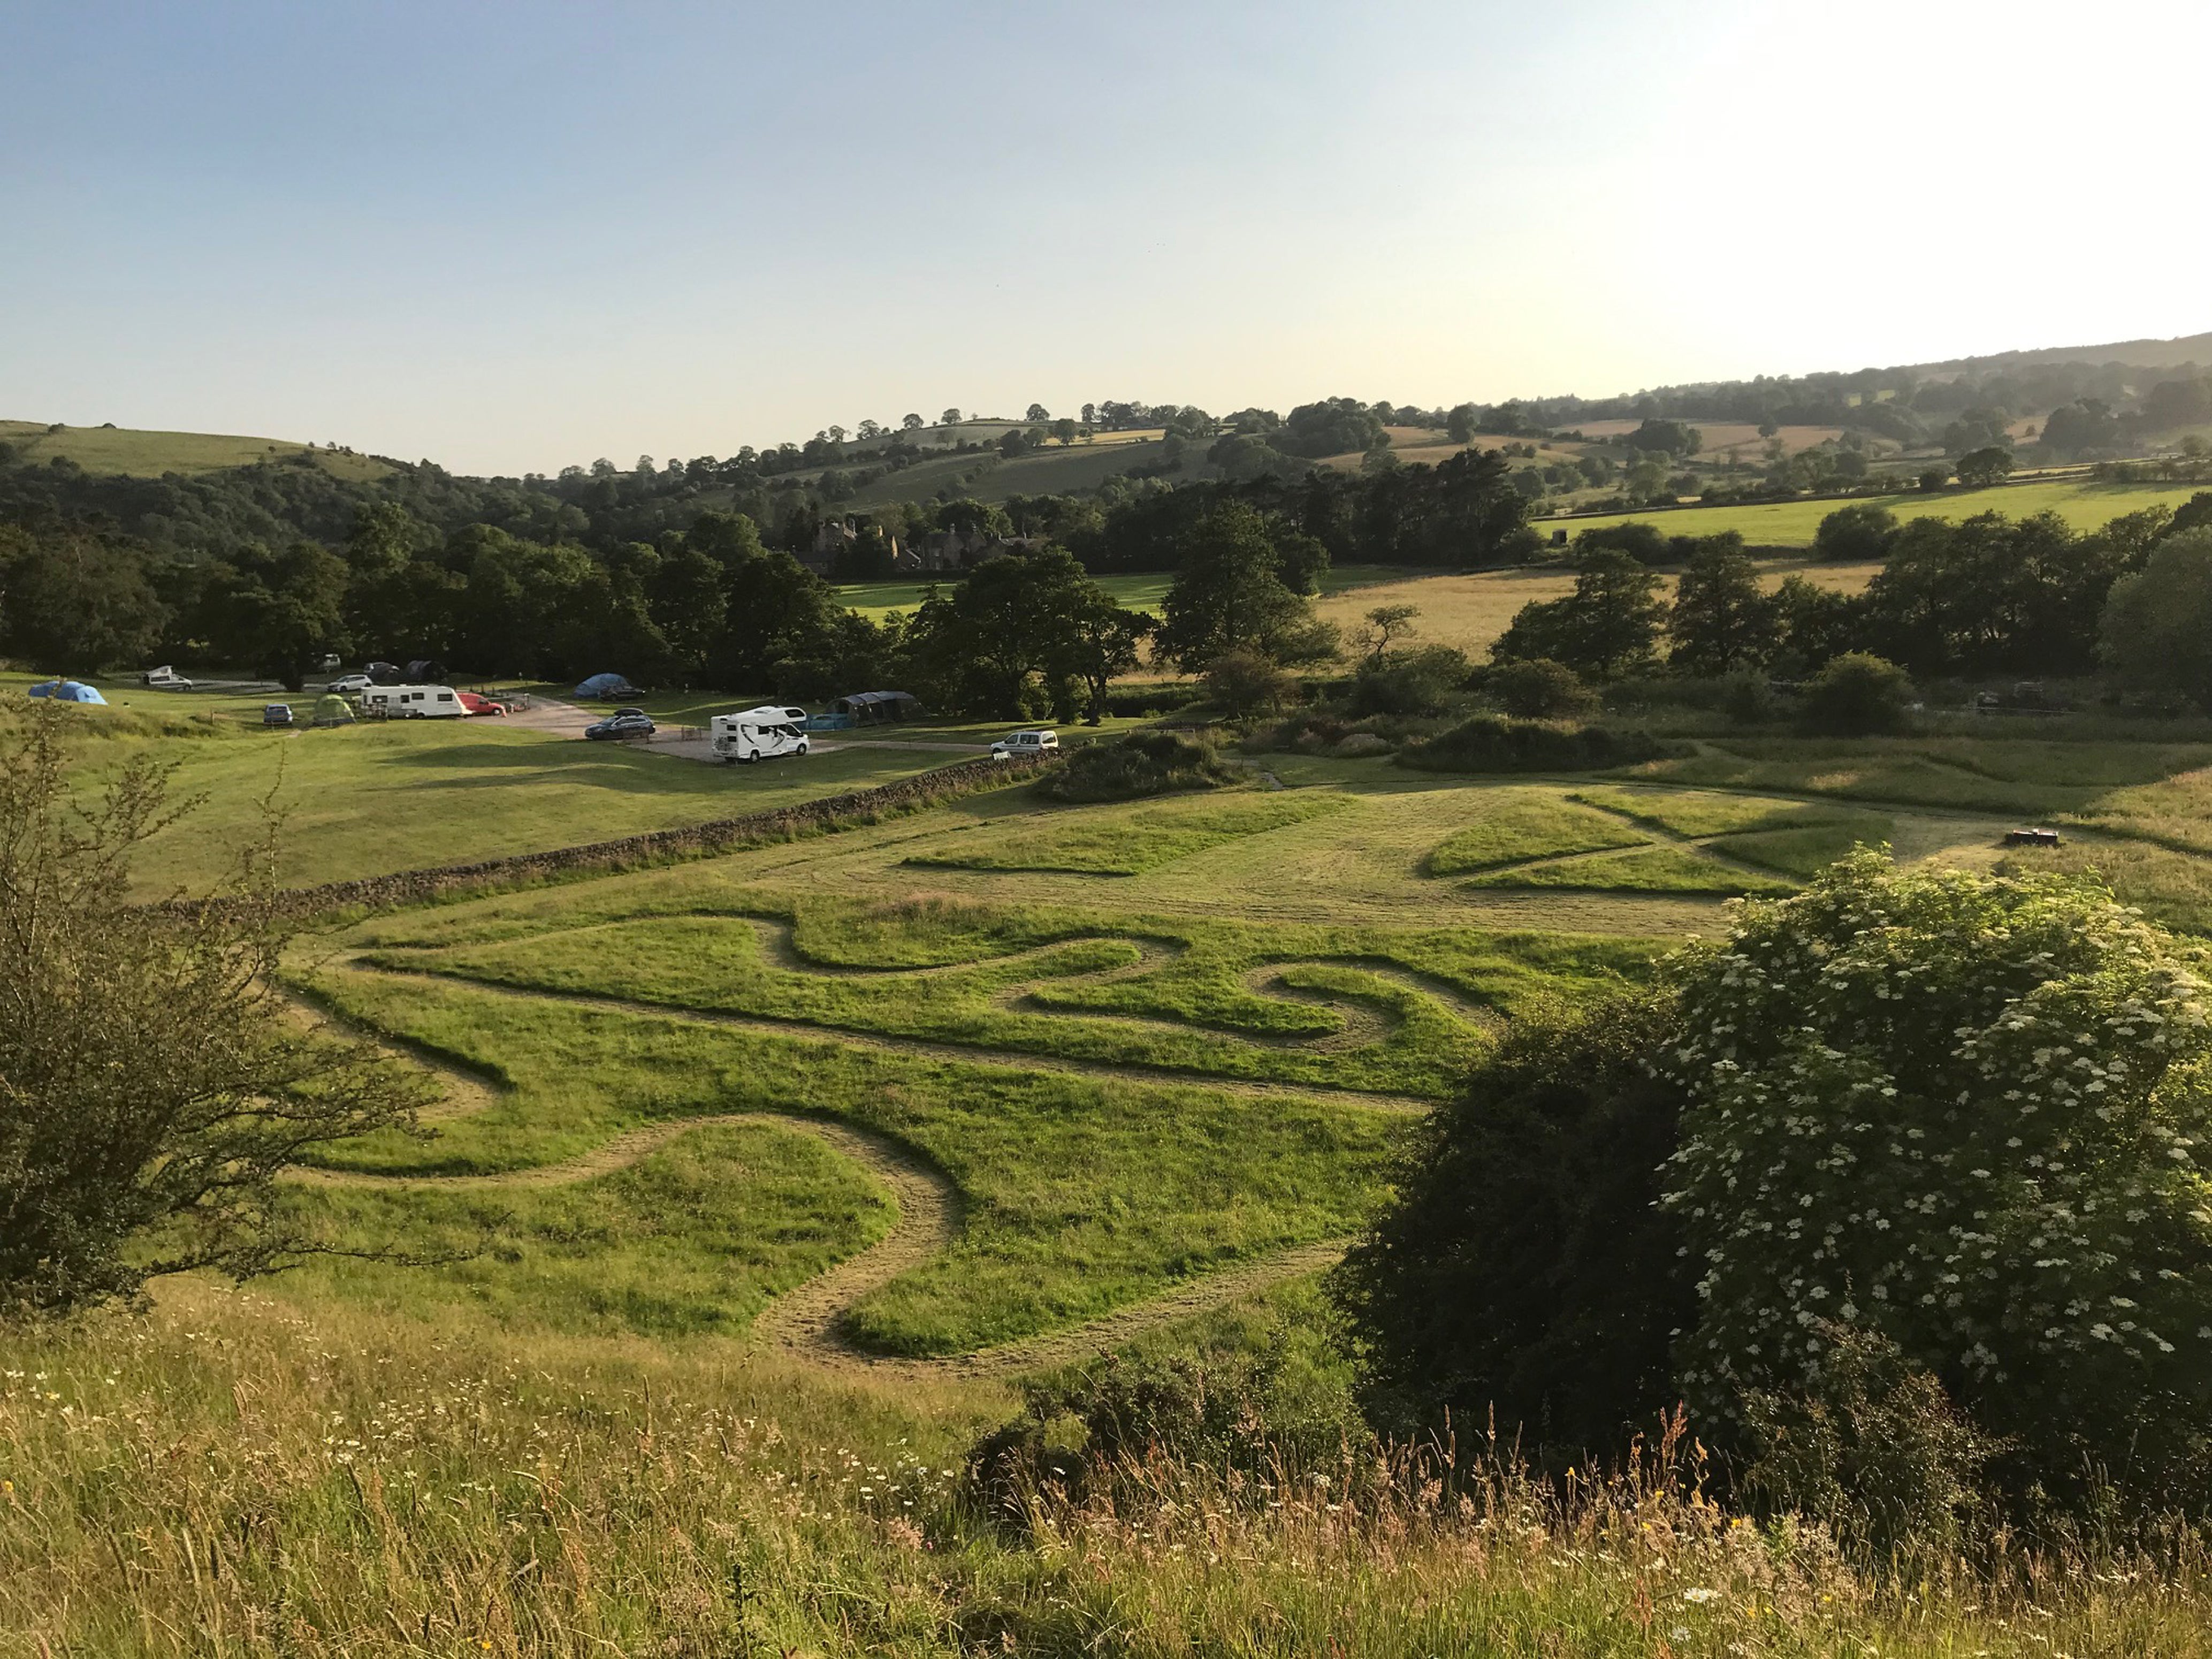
[1664,852,2212,1506]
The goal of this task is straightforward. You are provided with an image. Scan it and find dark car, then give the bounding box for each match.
[584,711,656,741]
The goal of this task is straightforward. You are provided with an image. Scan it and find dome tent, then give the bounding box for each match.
[575,672,638,699]
[311,694,356,726]
[27,680,107,705]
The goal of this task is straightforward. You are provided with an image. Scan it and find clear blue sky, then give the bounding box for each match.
[4,1,2207,475]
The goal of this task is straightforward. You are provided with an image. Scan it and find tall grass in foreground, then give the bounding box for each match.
[7,1291,2212,1656]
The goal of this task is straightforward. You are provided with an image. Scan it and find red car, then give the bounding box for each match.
[456,691,508,717]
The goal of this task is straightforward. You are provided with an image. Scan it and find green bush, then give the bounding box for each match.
[1398,713,1671,773]
[1333,990,1691,1456]
[1665,854,2212,1513]
[1350,645,1473,718]
[1799,652,1912,735]
[1485,657,1597,719]
[1036,729,1240,802]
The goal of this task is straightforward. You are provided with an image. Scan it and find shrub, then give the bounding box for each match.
[1813,503,1899,564]
[1721,669,1782,724]
[1485,657,1596,719]
[1740,1323,2000,1560]
[0,709,429,1311]
[1398,713,1669,773]
[1334,990,1691,1454]
[1573,522,1670,565]
[1036,729,1239,802]
[1349,644,1472,717]
[1202,649,1297,718]
[1798,651,1912,735]
[1664,854,2212,1513]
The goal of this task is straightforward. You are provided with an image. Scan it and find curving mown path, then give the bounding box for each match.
[288,930,1460,1383]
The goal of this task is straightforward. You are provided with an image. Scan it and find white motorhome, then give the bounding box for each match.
[711,705,811,764]
[360,684,465,720]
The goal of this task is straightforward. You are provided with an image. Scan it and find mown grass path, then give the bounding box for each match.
[291,980,1374,1379]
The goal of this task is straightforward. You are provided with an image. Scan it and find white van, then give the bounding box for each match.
[991,729,1059,759]
[360,684,465,720]
[712,705,811,764]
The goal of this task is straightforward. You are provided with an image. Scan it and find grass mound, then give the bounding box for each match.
[1399,714,1673,775]
[1423,789,1647,874]
[1038,730,1240,802]
[1464,843,1792,897]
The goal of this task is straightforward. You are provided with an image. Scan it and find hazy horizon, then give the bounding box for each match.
[5,0,2208,475]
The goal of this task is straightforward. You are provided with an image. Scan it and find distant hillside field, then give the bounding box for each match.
[835,562,1408,620]
[0,418,393,480]
[1310,554,1882,661]
[1544,475,2207,549]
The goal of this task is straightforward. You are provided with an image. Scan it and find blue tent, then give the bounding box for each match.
[575,672,636,698]
[27,679,108,705]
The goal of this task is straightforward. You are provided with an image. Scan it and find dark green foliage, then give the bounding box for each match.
[1492,550,1669,678]
[1740,1324,2000,1560]
[1155,504,1333,669]
[1349,644,1471,717]
[906,546,1149,719]
[2100,528,2212,711]
[1334,989,1691,1455]
[0,526,168,672]
[1956,445,2015,486]
[1572,522,1670,565]
[1485,657,1596,719]
[1268,397,1387,459]
[1036,730,1240,802]
[1812,503,1899,564]
[1398,713,1669,773]
[1860,511,2124,676]
[1668,532,1779,674]
[1798,652,1912,735]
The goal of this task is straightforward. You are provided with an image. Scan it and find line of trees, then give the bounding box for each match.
[1491,494,2212,694]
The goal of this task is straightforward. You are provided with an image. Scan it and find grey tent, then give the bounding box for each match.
[830,690,922,724]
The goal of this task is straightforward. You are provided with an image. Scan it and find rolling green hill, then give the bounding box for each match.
[0,418,393,480]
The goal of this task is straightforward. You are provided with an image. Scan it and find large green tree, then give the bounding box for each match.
[2100,527,2212,710]
[1155,503,1333,669]
[1668,532,1778,674]
[907,546,1141,718]
[1492,549,1668,678]
[0,526,168,673]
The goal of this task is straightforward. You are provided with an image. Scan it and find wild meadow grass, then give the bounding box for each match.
[8,1289,2212,1657]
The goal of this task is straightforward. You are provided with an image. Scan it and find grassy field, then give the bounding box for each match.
[17,709,2212,1647]
[837,561,1407,619]
[0,417,393,479]
[2,676,964,894]
[1311,554,1882,659]
[1542,474,2206,547]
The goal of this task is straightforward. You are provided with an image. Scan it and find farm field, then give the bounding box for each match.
[1310,553,1882,658]
[1543,474,2205,547]
[0,417,392,478]
[837,561,1408,619]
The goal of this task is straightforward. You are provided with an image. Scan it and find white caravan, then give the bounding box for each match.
[711,705,811,764]
[360,684,465,719]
